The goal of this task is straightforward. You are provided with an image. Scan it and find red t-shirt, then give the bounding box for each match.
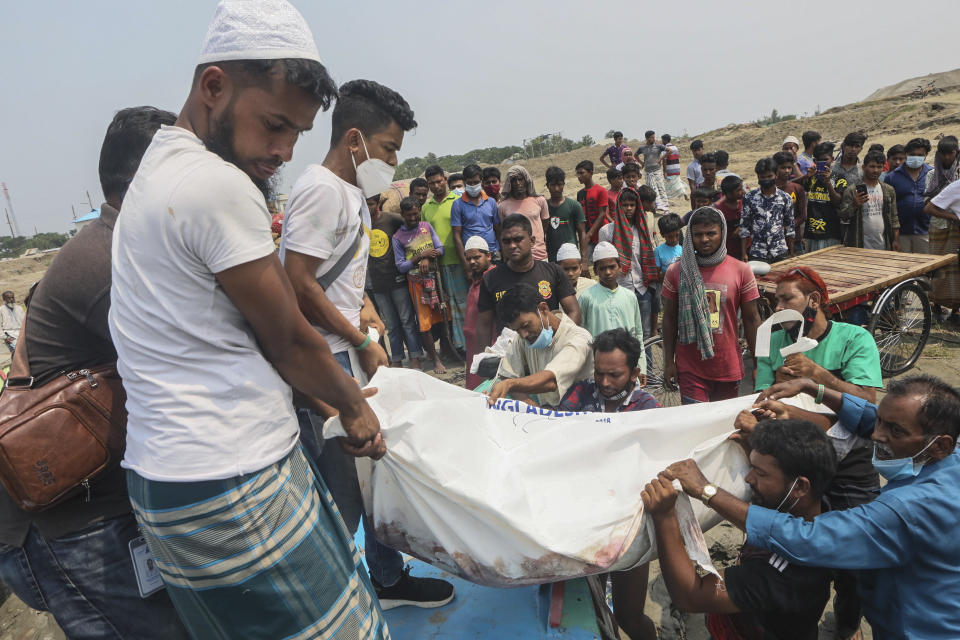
[578,184,610,244]
[662,257,759,381]
[713,198,746,260]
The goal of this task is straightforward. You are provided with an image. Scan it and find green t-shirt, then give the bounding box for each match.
[421,191,461,266]
[754,321,882,391]
[545,197,586,262]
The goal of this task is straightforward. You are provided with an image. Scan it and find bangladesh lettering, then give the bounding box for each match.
[487,399,588,418]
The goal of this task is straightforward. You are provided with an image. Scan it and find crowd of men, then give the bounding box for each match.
[2,1,960,639]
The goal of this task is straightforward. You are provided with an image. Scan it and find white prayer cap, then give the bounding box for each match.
[782,135,800,147]
[555,243,580,262]
[592,241,619,261]
[197,0,322,65]
[464,236,490,253]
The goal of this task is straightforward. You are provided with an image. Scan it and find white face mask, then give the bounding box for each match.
[465,183,483,198]
[352,132,396,198]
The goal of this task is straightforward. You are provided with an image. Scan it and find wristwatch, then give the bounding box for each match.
[700,484,718,505]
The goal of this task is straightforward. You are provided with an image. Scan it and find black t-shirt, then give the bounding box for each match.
[804,175,848,240]
[478,261,574,315]
[0,204,131,547]
[367,212,406,293]
[719,544,831,640]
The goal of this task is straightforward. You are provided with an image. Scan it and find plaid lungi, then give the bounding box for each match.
[439,263,468,350]
[127,446,389,640]
[930,223,960,308]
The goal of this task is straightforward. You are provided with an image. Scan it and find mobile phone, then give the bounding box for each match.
[855,184,868,196]
[816,160,828,173]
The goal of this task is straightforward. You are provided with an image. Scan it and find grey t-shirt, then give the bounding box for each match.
[861,184,886,250]
[0,204,130,546]
[637,143,666,172]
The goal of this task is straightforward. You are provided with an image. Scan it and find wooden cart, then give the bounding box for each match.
[755,246,958,377]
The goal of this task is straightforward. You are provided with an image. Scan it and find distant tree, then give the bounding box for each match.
[0,232,70,259]
[579,134,595,147]
[604,129,617,139]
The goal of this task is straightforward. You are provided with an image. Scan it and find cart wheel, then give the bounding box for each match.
[868,281,931,377]
[642,335,682,407]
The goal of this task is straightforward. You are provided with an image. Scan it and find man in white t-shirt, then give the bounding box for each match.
[108,2,389,637]
[281,80,456,610]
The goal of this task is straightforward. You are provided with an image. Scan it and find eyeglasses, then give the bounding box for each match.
[787,268,824,293]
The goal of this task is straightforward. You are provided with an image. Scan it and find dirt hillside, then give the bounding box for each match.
[865,67,960,101]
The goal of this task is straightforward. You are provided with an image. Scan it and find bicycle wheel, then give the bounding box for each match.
[642,335,682,407]
[868,281,931,377]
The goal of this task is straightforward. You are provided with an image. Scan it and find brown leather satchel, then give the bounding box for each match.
[0,312,127,511]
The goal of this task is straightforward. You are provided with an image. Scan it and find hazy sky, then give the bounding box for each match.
[2,1,957,233]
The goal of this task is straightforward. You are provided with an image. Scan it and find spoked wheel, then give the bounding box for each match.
[868,281,931,377]
[642,335,682,407]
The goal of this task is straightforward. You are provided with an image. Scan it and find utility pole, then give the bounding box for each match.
[71,205,77,220]
[1,183,21,238]
[3,208,13,238]
[85,191,95,211]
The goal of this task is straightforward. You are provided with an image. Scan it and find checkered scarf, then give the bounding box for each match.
[612,188,658,285]
[678,207,727,359]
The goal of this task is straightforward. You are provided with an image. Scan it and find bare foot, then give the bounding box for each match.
[408,357,421,370]
[432,359,447,374]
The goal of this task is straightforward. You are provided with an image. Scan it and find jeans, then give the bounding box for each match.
[633,288,653,338]
[806,237,841,252]
[373,287,423,363]
[296,350,404,587]
[0,517,189,640]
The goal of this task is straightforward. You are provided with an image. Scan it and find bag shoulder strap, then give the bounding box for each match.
[316,223,364,291]
[7,309,32,385]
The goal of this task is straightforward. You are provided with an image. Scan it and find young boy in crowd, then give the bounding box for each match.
[740,158,795,262]
[392,197,449,374]
[607,167,623,223]
[368,193,423,370]
[578,242,647,375]
[833,132,866,187]
[463,236,494,390]
[803,142,847,251]
[577,160,610,260]
[621,162,643,192]
[637,130,669,211]
[598,187,659,340]
[773,151,808,253]
[600,131,626,168]
[839,150,900,251]
[545,166,588,264]
[447,172,465,195]
[482,166,502,202]
[697,152,719,200]
[798,130,821,175]
[715,176,746,260]
[714,150,739,181]
[681,188,717,226]
[687,139,705,192]
[655,213,684,277]
[637,184,662,247]
[556,243,597,297]
[881,144,906,181]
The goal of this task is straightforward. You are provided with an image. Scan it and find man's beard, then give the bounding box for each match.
[203,110,281,201]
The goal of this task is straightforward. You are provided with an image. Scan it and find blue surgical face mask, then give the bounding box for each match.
[465,183,483,198]
[452,187,465,197]
[871,438,937,482]
[529,311,554,350]
[905,155,925,169]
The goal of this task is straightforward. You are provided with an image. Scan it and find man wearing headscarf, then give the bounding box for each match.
[661,207,762,404]
[497,164,551,260]
[108,1,388,637]
[598,187,659,339]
